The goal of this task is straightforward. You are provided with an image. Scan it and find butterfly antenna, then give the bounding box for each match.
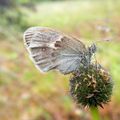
[95,37,112,43]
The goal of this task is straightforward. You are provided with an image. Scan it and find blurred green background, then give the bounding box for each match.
[0,0,120,120]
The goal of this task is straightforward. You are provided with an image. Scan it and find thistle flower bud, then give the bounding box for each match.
[69,64,113,108]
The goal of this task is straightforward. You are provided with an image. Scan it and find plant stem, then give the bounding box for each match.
[90,107,101,120]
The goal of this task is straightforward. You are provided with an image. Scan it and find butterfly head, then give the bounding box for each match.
[81,43,97,67]
[88,43,97,57]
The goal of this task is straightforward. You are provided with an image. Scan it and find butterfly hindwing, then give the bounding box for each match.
[23,27,87,74]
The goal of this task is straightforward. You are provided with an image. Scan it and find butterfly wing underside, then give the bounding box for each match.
[23,27,87,74]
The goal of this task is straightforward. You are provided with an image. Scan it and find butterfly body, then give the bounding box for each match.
[24,27,96,74]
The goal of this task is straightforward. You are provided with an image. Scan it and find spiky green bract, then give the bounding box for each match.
[69,64,113,108]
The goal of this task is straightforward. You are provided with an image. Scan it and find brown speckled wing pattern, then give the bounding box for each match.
[23,27,87,74]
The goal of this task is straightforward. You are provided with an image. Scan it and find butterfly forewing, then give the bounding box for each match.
[23,27,87,74]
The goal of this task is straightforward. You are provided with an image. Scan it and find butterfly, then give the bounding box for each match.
[23,27,96,74]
